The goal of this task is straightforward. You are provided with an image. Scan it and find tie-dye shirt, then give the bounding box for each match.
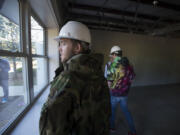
[107,57,135,96]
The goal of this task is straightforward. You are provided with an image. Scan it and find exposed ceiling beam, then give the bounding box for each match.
[68,2,158,20]
[67,12,165,29]
[88,25,145,34]
[129,0,180,12]
[79,21,145,32]
[68,2,179,23]
[151,23,180,35]
[89,25,128,32]
[67,16,146,34]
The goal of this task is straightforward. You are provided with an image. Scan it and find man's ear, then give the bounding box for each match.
[74,43,82,54]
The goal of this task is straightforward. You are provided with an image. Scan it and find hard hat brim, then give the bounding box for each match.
[54,35,80,42]
[54,36,61,41]
[54,35,91,44]
[54,35,76,41]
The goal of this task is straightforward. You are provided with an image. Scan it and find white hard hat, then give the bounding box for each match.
[110,46,122,54]
[55,21,91,44]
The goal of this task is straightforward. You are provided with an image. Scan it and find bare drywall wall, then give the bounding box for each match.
[91,30,180,86]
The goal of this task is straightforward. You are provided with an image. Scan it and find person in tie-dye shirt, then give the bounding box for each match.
[106,46,137,135]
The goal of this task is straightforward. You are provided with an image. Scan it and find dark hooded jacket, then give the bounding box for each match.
[39,53,111,135]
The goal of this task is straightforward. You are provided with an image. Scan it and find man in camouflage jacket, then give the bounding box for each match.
[39,21,111,135]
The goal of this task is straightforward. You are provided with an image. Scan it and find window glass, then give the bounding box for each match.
[0,0,48,134]
[0,56,28,133]
[0,0,20,52]
[33,58,47,96]
[31,16,44,55]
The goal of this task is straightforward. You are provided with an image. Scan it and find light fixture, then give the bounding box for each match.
[153,0,159,6]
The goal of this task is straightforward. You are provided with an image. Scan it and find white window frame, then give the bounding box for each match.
[0,0,49,134]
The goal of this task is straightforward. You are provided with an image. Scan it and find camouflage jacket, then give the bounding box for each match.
[39,53,111,135]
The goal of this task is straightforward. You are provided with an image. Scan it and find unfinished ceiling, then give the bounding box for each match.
[54,0,180,37]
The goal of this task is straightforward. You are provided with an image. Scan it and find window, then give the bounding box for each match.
[0,0,20,52]
[0,0,29,133]
[31,16,44,55]
[0,57,28,132]
[31,16,48,97]
[33,58,47,96]
[0,0,48,134]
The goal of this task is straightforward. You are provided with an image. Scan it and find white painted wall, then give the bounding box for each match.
[47,28,59,82]
[91,30,180,86]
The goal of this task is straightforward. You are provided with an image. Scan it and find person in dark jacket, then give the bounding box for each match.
[0,58,10,103]
[39,21,111,135]
[105,46,137,135]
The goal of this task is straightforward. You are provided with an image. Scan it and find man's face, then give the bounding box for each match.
[59,38,75,63]
[109,53,117,62]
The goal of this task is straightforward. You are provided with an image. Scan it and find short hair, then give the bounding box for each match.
[71,39,91,54]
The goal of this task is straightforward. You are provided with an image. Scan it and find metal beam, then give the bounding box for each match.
[151,23,180,35]
[81,21,144,32]
[67,12,164,28]
[68,2,179,23]
[88,25,145,34]
[66,12,166,33]
[129,0,180,12]
[66,15,146,33]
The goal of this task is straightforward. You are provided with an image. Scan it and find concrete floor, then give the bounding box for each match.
[113,84,180,135]
[10,84,180,135]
